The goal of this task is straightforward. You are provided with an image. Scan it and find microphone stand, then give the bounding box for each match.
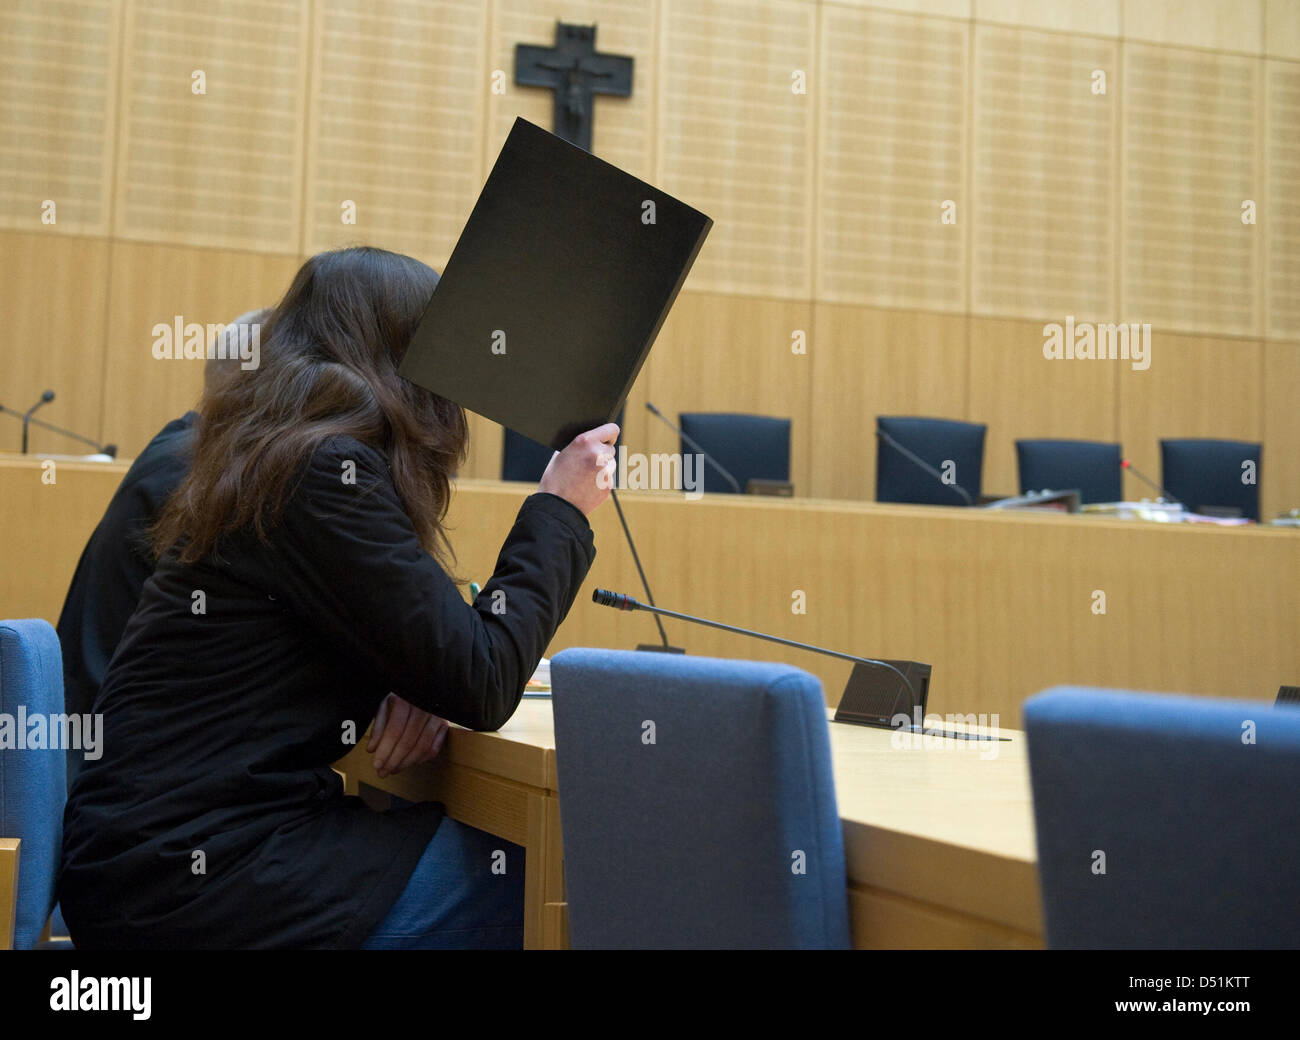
[592,587,916,705]
[0,403,116,457]
[607,488,680,652]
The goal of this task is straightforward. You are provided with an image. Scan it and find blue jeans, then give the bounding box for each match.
[361,816,525,949]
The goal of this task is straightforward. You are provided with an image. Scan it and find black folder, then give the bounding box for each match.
[399,118,713,450]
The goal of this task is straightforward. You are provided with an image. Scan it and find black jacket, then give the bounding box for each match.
[60,435,595,948]
[56,412,197,787]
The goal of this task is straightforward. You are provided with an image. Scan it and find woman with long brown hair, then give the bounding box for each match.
[59,246,617,948]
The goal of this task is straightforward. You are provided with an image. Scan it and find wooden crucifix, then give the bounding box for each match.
[514,21,633,152]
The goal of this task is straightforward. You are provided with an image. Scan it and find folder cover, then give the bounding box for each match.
[399,117,713,450]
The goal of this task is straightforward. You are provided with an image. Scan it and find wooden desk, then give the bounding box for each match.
[334,700,1041,950]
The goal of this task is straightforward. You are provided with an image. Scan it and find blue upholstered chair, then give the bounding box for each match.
[876,416,985,506]
[1016,438,1122,504]
[500,427,555,483]
[503,408,626,483]
[550,648,850,949]
[1160,438,1262,520]
[0,618,69,949]
[1024,686,1300,949]
[678,412,791,494]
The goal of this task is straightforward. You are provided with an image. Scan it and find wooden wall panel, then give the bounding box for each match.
[0,0,121,235]
[304,0,487,267]
[808,304,968,501]
[972,25,1117,320]
[974,0,1119,35]
[1116,334,1263,502]
[817,6,967,311]
[1266,0,1300,60]
[463,411,506,482]
[1122,0,1263,55]
[968,315,1118,496]
[657,0,816,298]
[1263,341,1300,519]
[830,0,970,16]
[98,242,301,457]
[1265,59,1300,339]
[636,291,814,494]
[0,232,111,456]
[487,0,656,181]
[112,0,308,252]
[1121,43,1260,336]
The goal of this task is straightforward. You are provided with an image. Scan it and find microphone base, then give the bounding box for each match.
[634,643,686,654]
[834,659,931,728]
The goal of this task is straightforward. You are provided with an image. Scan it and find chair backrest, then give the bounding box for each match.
[503,407,626,483]
[0,619,67,950]
[500,427,554,482]
[1024,685,1300,949]
[1160,438,1262,520]
[1016,438,1122,504]
[876,415,985,506]
[550,648,850,948]
[678,412,791,494]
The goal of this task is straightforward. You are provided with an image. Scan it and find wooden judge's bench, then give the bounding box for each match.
[4,451,1296,725]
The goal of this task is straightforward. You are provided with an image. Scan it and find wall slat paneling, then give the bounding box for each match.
[808,303,969,500]
[1121,43,1260,336]
[304,0,487,267]
[0,0,1297,512]
[98,241,301,457]
[1266,58,1300,338]
[1262,341,1300,521]
[0,231,111,455]
[637,290,814,494]
[112,0,308,252]
[1123,0,1262,56]
[658,0,816,298]
[968,315,1119,496]
[972,25,1117,321]
[1116,333,1263,502]
[817,6,967,311]
[0,0,121,235]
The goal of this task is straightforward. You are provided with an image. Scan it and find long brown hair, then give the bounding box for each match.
[153,246,467,568]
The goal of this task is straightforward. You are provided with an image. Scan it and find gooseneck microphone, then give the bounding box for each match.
[21,389,54,454]
[1,394,117,457]
[607,488,676,651]
[1120,458,1181,506]
[645,401,742,494]
[592,588,916,704]
[875,426,974,506]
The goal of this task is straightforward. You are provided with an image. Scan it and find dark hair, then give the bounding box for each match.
[153,246,467,568]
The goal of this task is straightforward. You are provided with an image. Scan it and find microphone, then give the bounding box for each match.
[21,389,54,454]
[607,488,683,653]
[1120,458,1181,506]
[875,426,974,506]
[645,401,742,494]
[1,396,116,457]
[592,587,917,707]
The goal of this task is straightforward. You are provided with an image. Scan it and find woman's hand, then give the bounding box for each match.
[538,422,620,516]
[367,693,450,778]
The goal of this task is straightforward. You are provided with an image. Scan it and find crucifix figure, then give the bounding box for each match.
[514,21,633,152]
